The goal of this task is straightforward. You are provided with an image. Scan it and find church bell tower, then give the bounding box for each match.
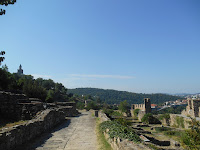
[17,64,23,75]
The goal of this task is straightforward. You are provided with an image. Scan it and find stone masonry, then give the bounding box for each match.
[0,106,78,150]
[0,91,44,120]
[131,98,151,120]
[181,98,200,118]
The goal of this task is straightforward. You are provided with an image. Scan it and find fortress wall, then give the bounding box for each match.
[0,106,77,150]
[0,91,27,120]
[0,91,45,120]
[131,98,151,118]
[132,104,145,111]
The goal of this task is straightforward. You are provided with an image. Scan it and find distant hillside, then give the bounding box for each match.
[68,88,183,104]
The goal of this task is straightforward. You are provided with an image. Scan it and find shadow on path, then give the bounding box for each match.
[15,116,78,150]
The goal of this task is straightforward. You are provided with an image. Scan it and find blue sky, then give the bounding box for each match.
[0,0,200,94]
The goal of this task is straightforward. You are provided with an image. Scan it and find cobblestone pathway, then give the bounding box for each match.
[17,111,97,150]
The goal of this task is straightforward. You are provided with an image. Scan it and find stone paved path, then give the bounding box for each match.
[18,111,97,150]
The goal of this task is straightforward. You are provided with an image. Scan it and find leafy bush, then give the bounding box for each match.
[141,113,161,124]
[118,100,129,113]
[103,109,123,118]
[103,108,114,115]
[180,118,200,149]
[155,127,171,132]
[76,102,85,110]
[133,109,140,117]
[99,121,141,143]
[181,130,200,149]
[86,101,99,111]
[176,116,185,128]
[164,130,181,136]
[141,113,153,124]
[159,113,170,120]
[111,111,123,117]
[115,118,129,126]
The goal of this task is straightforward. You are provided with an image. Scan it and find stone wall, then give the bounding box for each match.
[159,117,170,126]
[0,106,76,150]
[98,111,151,150]
[181,98,200,118]
[103,131,151,150]
[132,104,145,111]
[138,110,146,121]
[170,114,191,129]
[98,110,110,123]
[0,91,44,120]
[131,98,151,119]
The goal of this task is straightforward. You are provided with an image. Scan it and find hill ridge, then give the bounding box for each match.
[68,88,182,104]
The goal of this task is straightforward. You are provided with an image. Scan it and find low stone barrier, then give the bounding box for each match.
[0,107,76,150]
[98,110,110,123]
[170,114,191,129]
[103,128,151,150]
[98,111,151,150]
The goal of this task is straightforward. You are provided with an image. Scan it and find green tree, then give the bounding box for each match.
[0,68,11,90]
[46,90,55,102]
[188,117,200,133]
[2,64,8,71]
[0,0,16,15]
[141,113,161,124]
[0,51,5,65]
[23,80,47,101]
[76,102,85,110]
[133,109,140,117]
[141,113,153,124]
[118,100,129,113]
[96,97,102,104]
[86,101,98,110]
[41,79,55,90]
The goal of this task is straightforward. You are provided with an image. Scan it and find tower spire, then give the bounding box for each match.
[17,64,23,75]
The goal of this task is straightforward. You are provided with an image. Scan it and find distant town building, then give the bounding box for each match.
[17,64,23,75]
[151,104,157,109]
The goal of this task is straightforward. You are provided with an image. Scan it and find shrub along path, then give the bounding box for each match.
[16,111,97,150]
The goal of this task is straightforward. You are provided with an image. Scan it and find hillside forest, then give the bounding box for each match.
[68,88,183,105]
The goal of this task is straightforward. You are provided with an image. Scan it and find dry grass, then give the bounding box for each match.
[0,120,27,130]
[95,118,112,150]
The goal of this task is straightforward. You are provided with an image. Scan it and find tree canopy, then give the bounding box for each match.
[0,65,69,102]
[118,100,129,113]
[0,0,16,15]
[68,88,183,105]
[0,51,5,65]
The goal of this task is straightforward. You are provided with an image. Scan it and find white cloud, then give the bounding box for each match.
[70,74,135,79]
[32,74,52,79]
